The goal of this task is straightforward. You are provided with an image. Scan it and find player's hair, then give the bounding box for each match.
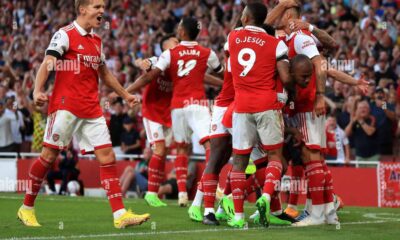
[75,0,92,15]
[261,24,275,36]
[290,54,312,71]
[181,17,201,41]
[246,2,268,26]
[160,34,176,51]
[287,6,301,18]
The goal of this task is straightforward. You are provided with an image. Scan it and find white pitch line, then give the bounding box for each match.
[2,219,400,240]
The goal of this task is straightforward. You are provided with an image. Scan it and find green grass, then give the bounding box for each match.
[1,193,399,240]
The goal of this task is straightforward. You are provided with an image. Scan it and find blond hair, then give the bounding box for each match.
[75,0,92,15]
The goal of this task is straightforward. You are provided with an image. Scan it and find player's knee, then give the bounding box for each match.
[96,148,116,164]
[41,147,60,164]
[153,143,167,156]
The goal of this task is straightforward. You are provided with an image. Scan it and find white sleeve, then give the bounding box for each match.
[227,57,231,73]
[155,49,171,71]
[45,30,69,58]
[294,34,320,59]
[276,40,289,61]
[207,50,223,73]
[310,33,322,47]
[224,41,229,52]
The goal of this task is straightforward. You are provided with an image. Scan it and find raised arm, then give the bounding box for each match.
[290,20,338,50]
[125,68,162,94]
[327,68,369,94]
[265,0,299,26]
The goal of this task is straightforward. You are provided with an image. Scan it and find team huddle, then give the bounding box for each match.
[17,0,369,229]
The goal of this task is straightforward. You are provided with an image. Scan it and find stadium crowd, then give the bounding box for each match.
[0,0,399,163]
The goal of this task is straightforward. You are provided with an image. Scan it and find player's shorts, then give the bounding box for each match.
[43,110,111,154]
[232,109,284,154]
[250,143,268,167]
[294,112,326,150]
[171,104,211,145]
[209,105,230,139]
[143,117,172,147]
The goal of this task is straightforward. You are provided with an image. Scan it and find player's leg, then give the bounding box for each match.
[256,109,285,228]
[285,143,304,219]
[81,116,150,228]
[228,112,256,228]
[201,136,232,225]
[293,113,326,226]
[171,108,191,207]
[142,118,168,207]
[18,110,75,227]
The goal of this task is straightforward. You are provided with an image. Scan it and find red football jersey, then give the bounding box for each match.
[45,21,104,118]
[325,128,337,157]
[155,41,222,109]
[222,101,235,129]
[227,26,288,113]
[286,30,320,113]
[141,57,173,127]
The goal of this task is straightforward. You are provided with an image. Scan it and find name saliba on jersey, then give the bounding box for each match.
[178,49,200,57]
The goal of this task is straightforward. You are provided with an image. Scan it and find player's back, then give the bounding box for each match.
[228,26,285,113]
[166,42,211,109]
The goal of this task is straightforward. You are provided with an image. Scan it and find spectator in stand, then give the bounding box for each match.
[325,115,351,165]
[121,116,142,155]
[46,147,80,195]
[0,98,14,152]
[345,100,379,162]
[109,98,127,155]
[369,87,396,158]
[4,96,25,155]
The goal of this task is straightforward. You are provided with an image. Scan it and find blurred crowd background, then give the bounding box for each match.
[0,0,399,164]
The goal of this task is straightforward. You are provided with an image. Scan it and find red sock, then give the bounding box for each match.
[100,162,124,212]
[205,148,210,165]
[147,154,165,193]
[321,161,334,203]
[245,168,265,196]
[203,173,218,208]
[175,154,188,193]
[263,160,283,196]
[305,161,325,205]
[270,192,282,213]
[230,171,246,214]
[24,157,53,207]
[223,170,231,195]
[288,165,304,206]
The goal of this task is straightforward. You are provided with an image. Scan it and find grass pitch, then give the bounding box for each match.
[0,193,399,240]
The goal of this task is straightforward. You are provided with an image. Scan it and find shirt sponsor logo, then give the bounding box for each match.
[301,40,315,49]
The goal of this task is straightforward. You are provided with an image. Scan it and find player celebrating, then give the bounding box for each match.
[226,2,291,228]
[125,34,178,207]
[17,0,150,229]
[122,17,223,207]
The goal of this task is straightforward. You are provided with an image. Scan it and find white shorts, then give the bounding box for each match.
[209,106,230,139]
[43,110,112,154]
[294,112,326,150]
[143,117,172,147]
[232,109,284,154]
[171,104,211,145]
[250,143,268,165]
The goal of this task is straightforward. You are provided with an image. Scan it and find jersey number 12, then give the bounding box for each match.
[177,59,197,77]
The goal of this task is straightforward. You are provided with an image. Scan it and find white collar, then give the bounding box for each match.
[180,41,198,46]
[244,25,266,33]
[73,21,94,36]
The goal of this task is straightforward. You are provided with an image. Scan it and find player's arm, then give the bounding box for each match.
[327,68,369,94]
[204,74,223,87]
[33,30,69,106]
[125,68,162,94]
[265,0,299,26]
[207,50,224,78]
[290,20,338,50]
[312,55,327,116]
[276,41,291,84]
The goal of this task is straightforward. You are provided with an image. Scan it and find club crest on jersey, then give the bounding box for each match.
[52,133,60,142]
[153,132,159,138]
[212,124,217,132]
